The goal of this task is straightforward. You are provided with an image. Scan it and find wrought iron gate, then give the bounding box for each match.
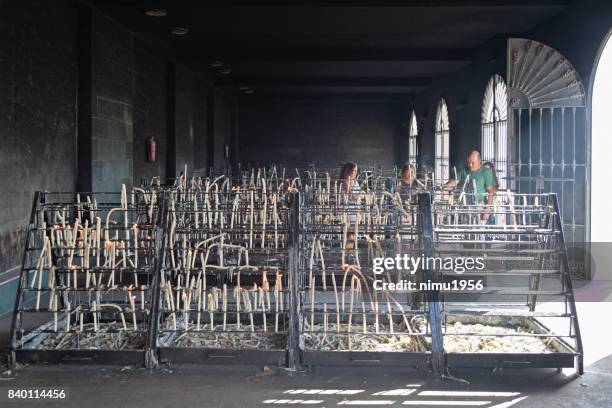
[507,38,589,279]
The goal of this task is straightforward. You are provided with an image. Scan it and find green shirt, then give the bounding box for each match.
[457,166,496,203]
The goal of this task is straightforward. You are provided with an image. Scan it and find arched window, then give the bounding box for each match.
[408,110,418,167]
[434,98,449,184]
[481,74,508,189]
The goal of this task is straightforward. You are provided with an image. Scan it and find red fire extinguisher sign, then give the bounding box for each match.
[147,136,156,162]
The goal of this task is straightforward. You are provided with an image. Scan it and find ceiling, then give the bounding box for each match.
[92,0,569,96]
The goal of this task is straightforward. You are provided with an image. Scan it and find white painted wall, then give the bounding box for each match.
[591,31,612,281]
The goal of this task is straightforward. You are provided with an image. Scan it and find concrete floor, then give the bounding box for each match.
[1,304,611,408]
[1,358,611,408]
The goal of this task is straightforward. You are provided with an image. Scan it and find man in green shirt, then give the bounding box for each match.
[444,150,497,221]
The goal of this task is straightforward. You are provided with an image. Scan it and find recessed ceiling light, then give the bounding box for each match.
[219,68,232,75]
[209,61,224,68]
[144,9,167,17]
[171,27,189,35]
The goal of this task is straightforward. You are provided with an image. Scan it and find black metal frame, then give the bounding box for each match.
[9,191,164,368]
[426,192,583,375]
[296,189,431,368]
[8,187,583,375]
[153,189,296,367]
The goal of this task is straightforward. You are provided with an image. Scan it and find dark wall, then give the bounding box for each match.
[0,1,208,312]
[213,88,236,171]
[91,10,134,192]
[162,63,209,179]
[413,40,506,172]
[528,0,612,93]
[237,97,405,169]
[0,0,78,284]
[174,63,196,177]
[413,0,612,172]
[133,42,168,184]
[87,13,208,186]
[193,80,208,172]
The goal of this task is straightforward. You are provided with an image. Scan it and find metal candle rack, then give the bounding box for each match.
[297,187,432,367]
[9,172,583,375]
[303,168,397,194]
[426,191,583,374]
[9,190,163,367]
[196,165,297,192]
[153,183,295,366]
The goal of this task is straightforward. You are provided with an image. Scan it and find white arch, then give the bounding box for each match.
[409,110,418,136]
[408,110,418,166]
[591,31,612,245]
[481,74,508,123]
[434,98,449,183]
[481,74,508,189]
[435,98,449,131]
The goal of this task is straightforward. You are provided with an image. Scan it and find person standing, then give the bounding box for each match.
[444,150,497,221]
[339,162,362,250]
[339,162,363,200]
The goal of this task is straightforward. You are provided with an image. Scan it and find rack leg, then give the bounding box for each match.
[287,247,302,370]
[8,351,16,370]
[428,291,444,374]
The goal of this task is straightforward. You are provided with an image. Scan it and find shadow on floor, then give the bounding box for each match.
[1,310,610,408]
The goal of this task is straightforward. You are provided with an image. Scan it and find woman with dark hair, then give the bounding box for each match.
[339,162,358,192]
[396,163,426,200]
[339,162,362,200]
[397,163,417,190]
[396,163,416,202]
[339,162,362,250]
[398,164,415,186]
